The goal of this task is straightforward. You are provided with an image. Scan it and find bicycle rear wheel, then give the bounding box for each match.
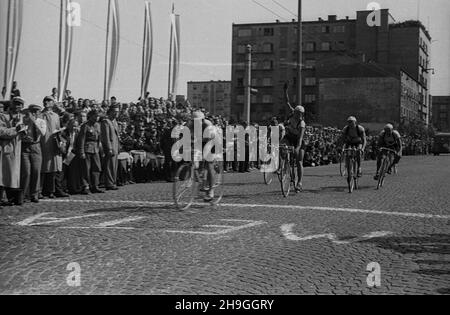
[280,157,292,197]
[173,163,198,210]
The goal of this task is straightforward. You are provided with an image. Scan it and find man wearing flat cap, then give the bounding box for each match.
[20,104,47,203]
[100,104,120,190]
[0,97,26,205]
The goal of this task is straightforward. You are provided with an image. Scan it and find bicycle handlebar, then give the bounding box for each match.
[379,147,398,154]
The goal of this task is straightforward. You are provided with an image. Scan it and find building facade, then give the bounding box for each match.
[432,96,450,132]
[187,81,231,118]
[318,63,421,131]
[231,9,432,125]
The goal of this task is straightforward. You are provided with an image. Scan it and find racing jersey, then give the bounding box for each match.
[378,130,401,150]
[342,125,365,146]
[285,115,306,138]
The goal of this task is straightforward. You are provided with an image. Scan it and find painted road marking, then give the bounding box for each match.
[42,199,450,220]
[281,224,394,245]
[165,219,266,236]
[95,216,146,228]
[16,212,105,226]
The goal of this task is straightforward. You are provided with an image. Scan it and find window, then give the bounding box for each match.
[321,42,331,51]
[305,77,316,86]
[238,45,246,54]
[263,60,273,70]
[237,78,244,87]
[238,29,252,37]
[263,78,272,86]
[305,59,316,69]
[264,28,274,36]
[251,78,258,86]
[305,94,316,103]
[263,43,273,53]
[332,25,345,33]
[263,95,273,103]
[251,95,257,103]
[321,26,330,33]
[252,61,258,70]
[305,42,315,52]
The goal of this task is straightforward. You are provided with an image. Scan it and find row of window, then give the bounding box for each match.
[236,94,316,104]
[237,25,346,37]
[236,77,316,87]
[236,41,344,54]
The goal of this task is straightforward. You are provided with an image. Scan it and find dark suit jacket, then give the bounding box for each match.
[100,118,120,155]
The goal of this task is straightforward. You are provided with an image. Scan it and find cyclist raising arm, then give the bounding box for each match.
[282,83,306,192]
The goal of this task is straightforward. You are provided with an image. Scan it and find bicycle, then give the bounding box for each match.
[173,159,225,210]
[279,145,297,197]
[343,147,362,193]
[377,147,397,190]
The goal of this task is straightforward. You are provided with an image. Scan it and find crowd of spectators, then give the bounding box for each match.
[0,82,435,207]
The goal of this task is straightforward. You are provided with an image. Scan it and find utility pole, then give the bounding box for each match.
[297,0,302,106]
[245,44,252,125]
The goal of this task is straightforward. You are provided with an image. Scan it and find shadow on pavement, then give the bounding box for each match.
[360,234,450,294]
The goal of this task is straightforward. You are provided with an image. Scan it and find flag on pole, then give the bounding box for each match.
[104,0,120,101]
[141,1,153,99]
[2,0,23,101]
[168,5,180,101]
[57,0,75,102]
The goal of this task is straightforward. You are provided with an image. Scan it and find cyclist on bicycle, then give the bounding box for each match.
[340,116,367,177]
[282,84,306,192]
[374,124,402,180]
[187,111,217,202]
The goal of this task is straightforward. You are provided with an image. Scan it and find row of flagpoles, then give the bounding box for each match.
[2,0,23,101]
[2,0,181,102]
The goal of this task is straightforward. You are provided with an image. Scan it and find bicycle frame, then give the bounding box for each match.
[343,147,361,193]
[377,147,397,189]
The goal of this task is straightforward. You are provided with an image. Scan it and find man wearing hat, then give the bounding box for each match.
[0,97,26,205]
[100,104,120,190]
[41,96,68,199]
[78,110,103,194]
[20,104,47,203]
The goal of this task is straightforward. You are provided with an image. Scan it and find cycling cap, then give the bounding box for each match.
[384,124,394,131]
[347,116,357,122]
[294,106,305,113]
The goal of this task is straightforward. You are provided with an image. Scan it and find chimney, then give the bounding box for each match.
[292,19,296,22]
[328,15,337,21]
[276,19,280,23]
[318,17,323,21]
[346,16,349,20]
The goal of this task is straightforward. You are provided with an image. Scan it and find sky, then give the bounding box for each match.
[0,0,449,104]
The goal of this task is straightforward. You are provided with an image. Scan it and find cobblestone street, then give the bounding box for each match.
[1,155,449,295]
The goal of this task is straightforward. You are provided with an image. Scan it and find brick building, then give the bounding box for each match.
[432,96,450,132]
[187,81,231,117]
[318,62,421,131]
[231,9,432,125]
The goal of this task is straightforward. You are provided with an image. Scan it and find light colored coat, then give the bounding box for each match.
[40,111,63,173]
[0,113,21,188]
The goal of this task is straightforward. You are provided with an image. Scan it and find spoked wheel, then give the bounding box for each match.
[210,161,225,206]
[347,161,354,193]
[173,163,198,210]
[280,158,292,197]
[377,159,388,190]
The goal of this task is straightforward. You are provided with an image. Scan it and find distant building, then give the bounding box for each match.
[318,62,421,131]
[187,81,231,117]
[231,9,432,125]
[432,96,450,132]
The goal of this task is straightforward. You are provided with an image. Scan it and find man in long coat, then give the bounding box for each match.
[40,96,68,198]
[100,105,120,190]
[0,97,26,205]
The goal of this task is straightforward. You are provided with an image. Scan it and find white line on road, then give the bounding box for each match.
[281,224,394,244]
[16,212,105,226]
[165,219,266,236]
[42,199,450,220]
[95,216,146,228]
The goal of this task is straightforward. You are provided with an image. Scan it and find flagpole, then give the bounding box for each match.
[167,4,174,100]
[141,4,146,99]
[104,0,111,101]
[58,0,64,101]
[3,0,12,100]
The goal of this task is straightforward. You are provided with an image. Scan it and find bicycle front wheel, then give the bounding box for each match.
[280,158,292,197]
[173,163,198,210]
[377,158,388,190]
[340,154,346,177]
